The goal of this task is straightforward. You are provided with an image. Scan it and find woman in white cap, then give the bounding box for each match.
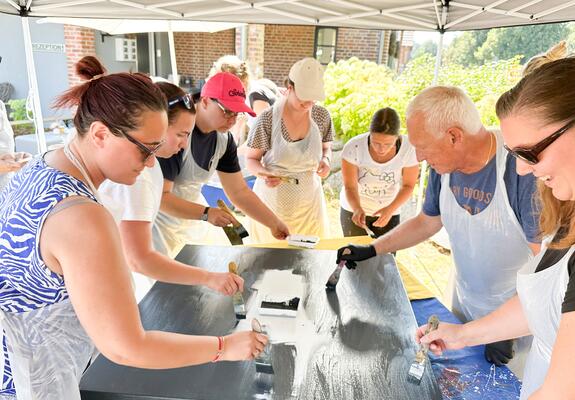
[246,57,334,243]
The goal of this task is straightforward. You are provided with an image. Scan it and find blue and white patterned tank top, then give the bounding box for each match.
[0,155,97,394]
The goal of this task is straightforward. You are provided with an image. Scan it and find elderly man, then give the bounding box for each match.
[154,72,289,258]
[338,86,540,366]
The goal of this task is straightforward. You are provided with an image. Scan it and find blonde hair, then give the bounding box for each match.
[497,57,575,249]
[406,86,482,138]
[522,41,567,77]
[209,55,251,89]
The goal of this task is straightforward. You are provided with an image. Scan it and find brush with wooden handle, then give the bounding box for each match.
[217,199,250,244]
[408,315,440,383]
[228,262,246,319]
[257,172,299,185]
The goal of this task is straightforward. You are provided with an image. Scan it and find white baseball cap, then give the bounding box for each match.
[288,57,325,102]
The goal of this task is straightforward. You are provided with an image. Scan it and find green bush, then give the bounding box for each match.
[7,99,27,121]
[322,55,523,142]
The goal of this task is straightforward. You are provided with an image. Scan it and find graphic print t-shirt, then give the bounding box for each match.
[339,132,418,215]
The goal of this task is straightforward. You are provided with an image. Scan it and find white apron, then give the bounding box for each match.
[251,98,329,243]
[153,132,229,258]
[1,300,94,400]
[0,100,15,191]
[439,131,533,321]
[517,244,573,399]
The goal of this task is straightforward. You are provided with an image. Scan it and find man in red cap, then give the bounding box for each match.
[155,72,290,257]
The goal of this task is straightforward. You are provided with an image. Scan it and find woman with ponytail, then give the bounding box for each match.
[99,82,243,301]
[0,56,267,399]
[339,107,419,238]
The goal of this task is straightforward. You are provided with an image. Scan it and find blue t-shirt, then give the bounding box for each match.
[422,154,540,243]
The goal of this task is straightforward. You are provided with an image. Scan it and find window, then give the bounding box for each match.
[314,27,337,65]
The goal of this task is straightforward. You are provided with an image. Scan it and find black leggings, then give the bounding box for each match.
[340,207,400,238]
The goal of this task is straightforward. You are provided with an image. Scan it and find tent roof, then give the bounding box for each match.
[37,17,244,34]
[2,0,575,32]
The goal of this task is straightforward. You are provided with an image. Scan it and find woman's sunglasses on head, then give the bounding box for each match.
[168,94,193,110]
[504,118,575,165]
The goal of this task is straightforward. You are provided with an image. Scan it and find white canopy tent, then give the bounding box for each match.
[2,0,575,180]
[37,18,244,89]
[3,1,575,31]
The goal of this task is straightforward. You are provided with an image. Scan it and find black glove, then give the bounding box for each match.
[484,339,515,366]
[336,244,377,270]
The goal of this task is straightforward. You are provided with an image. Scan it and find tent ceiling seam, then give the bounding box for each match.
[533,0,575,19]
[5,0,20,11]
[33,0,103,11]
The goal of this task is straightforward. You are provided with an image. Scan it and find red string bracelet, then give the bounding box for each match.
[212,336,224,363]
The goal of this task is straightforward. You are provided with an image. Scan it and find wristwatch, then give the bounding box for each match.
[201,206,210,221]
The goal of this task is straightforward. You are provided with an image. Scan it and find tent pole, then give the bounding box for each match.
[21,16,47,153]
[415,31,444,213]
[167,23,179,85]
[432,32,444,85]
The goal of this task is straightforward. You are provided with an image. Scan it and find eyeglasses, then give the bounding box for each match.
[504,118,575,165]
[168,94,193,110]
[211,98,239,119]
[121,130,165,162]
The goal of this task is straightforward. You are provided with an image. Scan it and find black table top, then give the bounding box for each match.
[80,245,441,400]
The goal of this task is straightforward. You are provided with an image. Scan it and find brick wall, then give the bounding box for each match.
[335,28,382,63]
[247,24,265,79]
[263,25,315,85]
[64,25,96,87]
[174,29,236,83]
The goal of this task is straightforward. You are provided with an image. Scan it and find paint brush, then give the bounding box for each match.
[258,172,299,185]
[325,248,351,291]
[408,314,440,384]
[217,199,249,245]
[363,224,376,238]
[228,262,246,319]
[252,318,274,374]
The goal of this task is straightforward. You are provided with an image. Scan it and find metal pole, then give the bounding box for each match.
[21,16,47,153]
[415,31,444,213]
[432,32,444,85]
[167,23,179,85]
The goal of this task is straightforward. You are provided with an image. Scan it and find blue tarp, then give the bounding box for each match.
[411,298,522,400]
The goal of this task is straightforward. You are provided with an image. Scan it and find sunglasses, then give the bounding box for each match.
[211,98,240,119]
[168,93,193,110]
[504,118,575,165]
[121,130,165,162]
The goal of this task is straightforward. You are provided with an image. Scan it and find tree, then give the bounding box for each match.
[411,39,437,59]
[445,23,572,66]
[444,30,489,66]
[475,23,570,64]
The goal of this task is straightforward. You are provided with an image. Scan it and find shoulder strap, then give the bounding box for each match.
[49,196,98,217]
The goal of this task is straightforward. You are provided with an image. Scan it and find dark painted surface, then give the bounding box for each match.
[80,245,441,399]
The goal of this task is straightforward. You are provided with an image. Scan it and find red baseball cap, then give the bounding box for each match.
[201,72,256,117]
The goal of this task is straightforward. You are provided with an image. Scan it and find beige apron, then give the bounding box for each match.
[251,98,329,243]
